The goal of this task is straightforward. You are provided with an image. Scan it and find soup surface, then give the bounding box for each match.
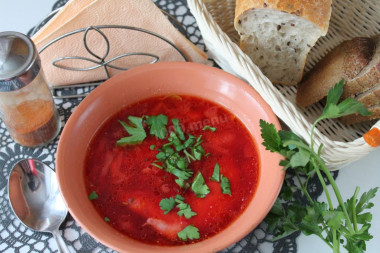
[85,95,259,245]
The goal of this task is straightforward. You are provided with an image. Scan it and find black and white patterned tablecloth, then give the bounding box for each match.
[0,1,329,252]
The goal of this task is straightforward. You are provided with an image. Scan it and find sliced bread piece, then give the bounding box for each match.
[234,0,332,86]
[296,37,376,107]
[342,35,380,99]
[354,84,380,106]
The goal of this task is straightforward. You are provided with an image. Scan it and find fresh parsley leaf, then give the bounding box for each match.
[150,145,155,150]
[279,130,304,150]
[172,118,185,140]
[210,163,220,182]
[145,114,168,139]
[175,194,185,202]
[104,217,110,222]
[221,175,231,195]
[289,148,310,168]
[177,203,197,219]
[192,145,205,160]
[159,195,197,219]
[174,195,197,218]
[265,199,286,233]
[184,135,196,148]
[203,125,216,132]
[117,117,147,145]
[326,78,344,106]
[320,79,371,120]
[355,187,378,214]
[177,225,200,241]
[168,132,185,151]
[322,210,345,230]
[260,119,281,152]
[299,203,326,236]
[175,178,185,188]
[88,191,98,200]
[335,98,371,117]
[191,172,210,198]
[159,197,176,214]
[279,180,294,201]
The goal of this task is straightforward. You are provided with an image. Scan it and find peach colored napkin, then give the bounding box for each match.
[32,0,208,86]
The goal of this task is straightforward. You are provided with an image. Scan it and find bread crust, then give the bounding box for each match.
[235,0,332,34]
[296,37,375,107]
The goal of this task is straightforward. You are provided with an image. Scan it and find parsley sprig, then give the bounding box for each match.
[261,79,377,253]
[159,195,197,219]
[178,225,200,241]
[117,116,147,145]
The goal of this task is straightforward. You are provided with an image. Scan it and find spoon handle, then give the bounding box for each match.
[52,229,71,253]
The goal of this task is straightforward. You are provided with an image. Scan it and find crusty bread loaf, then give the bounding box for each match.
[234,0,332,86]
[297,35,380,124]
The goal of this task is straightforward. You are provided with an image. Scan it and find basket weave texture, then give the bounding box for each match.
[188,0,380,169]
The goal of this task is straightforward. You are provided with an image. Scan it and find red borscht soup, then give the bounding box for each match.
[84,95,259,245]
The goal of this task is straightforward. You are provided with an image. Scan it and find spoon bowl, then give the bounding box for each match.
[8,158,70,253]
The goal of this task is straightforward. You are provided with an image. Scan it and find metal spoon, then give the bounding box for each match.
[8,158,70,253]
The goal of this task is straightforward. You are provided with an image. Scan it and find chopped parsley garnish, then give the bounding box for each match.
[154,129,208,188]
[88,191,98,200]
[117,116,147,145]
[191,172,210,198]
[145,114,168,139]
[159,197,176,214]
[104,217,110,222]
[175,195,197,219]
[203,125,216,132]
[210,163,220,182]
[116,115,231,241]
[221,175,231,195]
[172,118,185,140]
[177,225,200,241]
[160,195,197,219]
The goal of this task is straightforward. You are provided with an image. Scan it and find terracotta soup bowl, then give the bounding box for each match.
[56,62,284,253]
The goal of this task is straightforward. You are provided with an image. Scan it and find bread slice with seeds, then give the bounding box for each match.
[297,35,380,124]
[296,37,376,107]
[234,0,332,86]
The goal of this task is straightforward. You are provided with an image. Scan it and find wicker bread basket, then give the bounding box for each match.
[188,0,380,169]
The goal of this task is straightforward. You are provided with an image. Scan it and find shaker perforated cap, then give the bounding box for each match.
[0,31,39,91]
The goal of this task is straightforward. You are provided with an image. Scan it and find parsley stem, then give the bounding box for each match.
[312,159,340,253]
[352,187,360,233]
[314,154,355,235]
[312,159,334,209]
[310,119,355,236]
[332,229,339,253]
[295,172,313,205]
[184,150,195,162]
[286,137,356,235]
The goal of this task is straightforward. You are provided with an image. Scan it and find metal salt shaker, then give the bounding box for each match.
[0,31,60,147]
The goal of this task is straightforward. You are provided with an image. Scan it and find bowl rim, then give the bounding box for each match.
[56,61,284,253]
